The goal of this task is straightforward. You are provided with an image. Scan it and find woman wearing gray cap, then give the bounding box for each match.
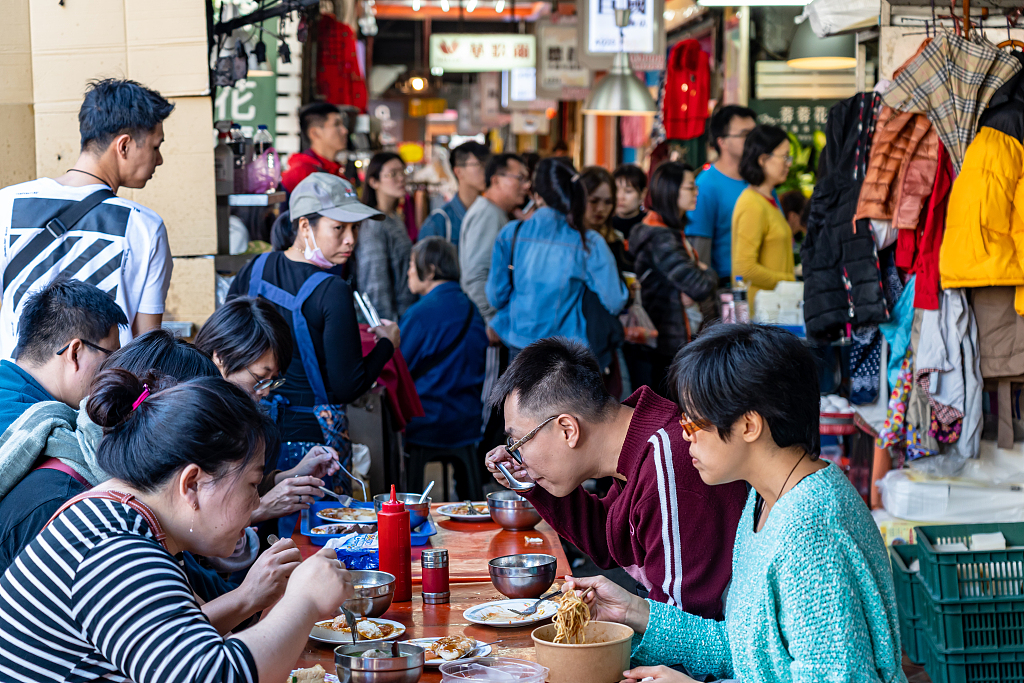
[228,173,399,519]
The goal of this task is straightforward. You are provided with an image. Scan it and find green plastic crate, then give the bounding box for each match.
[915,523,1024,602]
[920,586,1024,652]
[901,612,928,666]
[923,632,1024,683]
[892,544,923,620]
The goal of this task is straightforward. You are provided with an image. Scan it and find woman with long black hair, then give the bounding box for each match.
[629,161,718,394]
[485,157,628,363]
[356,151,417,321]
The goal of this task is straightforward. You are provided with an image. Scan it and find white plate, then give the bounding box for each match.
[316,508,378,524]
[310,617,406,645]
[436,502,492,522]
[406,637,493,666]
[463,598,558,628]
[288,672,339,683]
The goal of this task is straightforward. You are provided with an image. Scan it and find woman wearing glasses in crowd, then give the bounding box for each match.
[228,173,399,522]
[567,324,906,683]
[357,151,418,321]
[195,296,343,527]
[730,125,797,318]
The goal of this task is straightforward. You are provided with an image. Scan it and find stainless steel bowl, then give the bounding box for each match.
[335,643,425,683]
[487,490,542,531]
[343,570,396,618]
[488,553,557,598]
[373,493,432,529]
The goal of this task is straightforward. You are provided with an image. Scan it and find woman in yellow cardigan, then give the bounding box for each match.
[732,125,796,317]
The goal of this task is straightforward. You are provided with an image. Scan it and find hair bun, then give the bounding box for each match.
[87,368,160,429]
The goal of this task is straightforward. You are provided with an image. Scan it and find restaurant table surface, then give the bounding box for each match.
[290,502,574,681]
[294,502,573,582]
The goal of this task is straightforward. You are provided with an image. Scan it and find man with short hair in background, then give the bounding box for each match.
[459,153,531,335]
[282,102,350,193]
[418,141,491,251]
[0,78,174,360]
[685,105,757,286]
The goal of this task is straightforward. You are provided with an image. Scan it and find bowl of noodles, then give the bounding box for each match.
[530,589,634,683]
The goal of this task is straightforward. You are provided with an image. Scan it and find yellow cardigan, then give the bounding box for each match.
[731,188,796,316]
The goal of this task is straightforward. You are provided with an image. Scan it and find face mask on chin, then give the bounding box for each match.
[303,233,335,269]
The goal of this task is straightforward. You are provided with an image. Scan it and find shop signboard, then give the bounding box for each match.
[748,99,835,146]
[214,76,277,139]
[429,34,536,73]
[588,0,656,54]
[538,22,591,90]
[511,111,551,135]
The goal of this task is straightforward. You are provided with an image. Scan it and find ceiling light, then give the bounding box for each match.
[582,4,657,116]
[466,0,477,11]
[412,0,421,9]
[698,0,809,5]
[786,20,856,69]
[441,0,449,10]
[495,0,504,10]
[410,76,427,91]
[431,66,444,75]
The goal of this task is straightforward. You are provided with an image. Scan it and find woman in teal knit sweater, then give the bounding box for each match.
[568,324,906,683]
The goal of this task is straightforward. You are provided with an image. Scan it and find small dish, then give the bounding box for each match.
[405,637,493,666]
[463,598,558,628]
[287,670,339,682]
[317,507,378,524]
[310,617,406,645]
[437,502,492,522]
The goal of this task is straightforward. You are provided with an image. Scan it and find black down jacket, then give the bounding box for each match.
[802,93,891,340]
[630,215,718,357]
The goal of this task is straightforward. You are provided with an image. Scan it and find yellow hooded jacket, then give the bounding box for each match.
[940,125,1024,314]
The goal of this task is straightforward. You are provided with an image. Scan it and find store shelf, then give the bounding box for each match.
[215,253,257,273]
[227,192,286,207]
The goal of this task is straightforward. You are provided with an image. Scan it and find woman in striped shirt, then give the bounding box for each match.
[0,370,353,683]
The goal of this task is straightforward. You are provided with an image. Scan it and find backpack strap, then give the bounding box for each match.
[42,490,168,551]
[410,301,476,381]
[427,208,454,243]
[506,220,525,290]
[35,458,90,488]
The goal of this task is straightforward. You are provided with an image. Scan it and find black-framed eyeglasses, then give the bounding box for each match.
[505,415,558,464]
[248,368,286,392]
[56,339,113,357]
[497,173,530,184]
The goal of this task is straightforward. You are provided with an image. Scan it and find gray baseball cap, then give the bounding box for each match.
[289,172,385,223]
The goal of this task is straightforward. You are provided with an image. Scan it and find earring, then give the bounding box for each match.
[189,503,197,533]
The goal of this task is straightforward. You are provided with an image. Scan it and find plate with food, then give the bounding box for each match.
[436,502,491,521]
[309,523,376,535]
[288,665,338,682]
[406,634,492,666]
[463,598,558,627]
[310,616,405,645]
[316,507,378,524]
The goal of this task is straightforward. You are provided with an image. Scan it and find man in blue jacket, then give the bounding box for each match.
[418,141,491,251]
[0,277,127,434]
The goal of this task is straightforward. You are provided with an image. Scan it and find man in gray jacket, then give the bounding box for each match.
[459,153,530,341]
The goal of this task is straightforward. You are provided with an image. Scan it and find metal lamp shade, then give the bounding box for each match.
[786,20,856,70]
[582,52,658,116]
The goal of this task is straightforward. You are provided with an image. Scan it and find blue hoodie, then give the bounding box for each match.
[0,360,53,435]
[486,207,628,350]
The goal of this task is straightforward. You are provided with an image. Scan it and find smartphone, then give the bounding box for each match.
[522,198,536,215]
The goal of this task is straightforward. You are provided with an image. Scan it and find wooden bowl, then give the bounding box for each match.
[531,621,634,683]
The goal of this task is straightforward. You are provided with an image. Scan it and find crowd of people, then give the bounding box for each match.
[0,78,906,683]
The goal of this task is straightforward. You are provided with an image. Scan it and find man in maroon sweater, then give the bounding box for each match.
[485,338,746,618]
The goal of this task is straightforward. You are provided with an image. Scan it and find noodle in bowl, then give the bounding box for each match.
[531,620,634,683]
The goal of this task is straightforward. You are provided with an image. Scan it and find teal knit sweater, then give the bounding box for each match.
[630,463,907,683]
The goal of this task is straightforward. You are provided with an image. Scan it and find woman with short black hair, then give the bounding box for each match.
[731,125,797,318]
[0,370,353,683]
[568,324,905,683]
[402,237,489,498]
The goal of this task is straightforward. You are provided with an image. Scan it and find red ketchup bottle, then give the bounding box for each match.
[377,485,412,602]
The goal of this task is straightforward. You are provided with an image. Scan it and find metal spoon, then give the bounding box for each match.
[464,499,484,515]
[495,461,536,491]
[418,480,435,504]
[458,639,502,660]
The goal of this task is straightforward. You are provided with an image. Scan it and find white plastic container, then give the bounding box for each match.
[440,657,549,683]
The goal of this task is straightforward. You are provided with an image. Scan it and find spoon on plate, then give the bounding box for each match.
[459,639,502,660]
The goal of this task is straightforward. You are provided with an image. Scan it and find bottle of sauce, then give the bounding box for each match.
[377,485,411,602]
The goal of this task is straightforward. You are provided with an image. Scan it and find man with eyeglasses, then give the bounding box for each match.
[418,141,491,252]
[685,105,756,287]
[0,277,125,435]
[484,337,746,617]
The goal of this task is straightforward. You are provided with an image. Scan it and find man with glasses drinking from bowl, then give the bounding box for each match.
[485,337,746,618]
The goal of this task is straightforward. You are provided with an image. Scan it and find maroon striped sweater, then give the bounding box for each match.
[523,386,747,618]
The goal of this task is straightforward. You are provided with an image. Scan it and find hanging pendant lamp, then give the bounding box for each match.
[786,20,856,70]
[582,6,657,116]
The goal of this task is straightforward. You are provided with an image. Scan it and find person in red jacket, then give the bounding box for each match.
[282,102,349,193]
[485,337,746,618]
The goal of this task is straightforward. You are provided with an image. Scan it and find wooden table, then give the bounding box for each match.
[291,504,573,681]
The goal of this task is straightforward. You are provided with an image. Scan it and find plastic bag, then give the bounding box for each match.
[620,295,659,348]
[246,149,281,194]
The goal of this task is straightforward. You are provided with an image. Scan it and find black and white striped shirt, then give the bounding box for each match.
[0,498,257,683]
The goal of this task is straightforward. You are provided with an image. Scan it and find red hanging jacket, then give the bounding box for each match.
[663,40,710,140]
[316,15,368,112]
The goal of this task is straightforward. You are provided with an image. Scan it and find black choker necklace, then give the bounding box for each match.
[67,169,112,187]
